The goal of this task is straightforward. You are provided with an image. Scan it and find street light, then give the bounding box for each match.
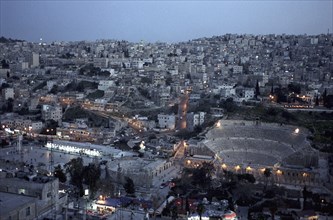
[235,165,241,172]
[302,172,308,185]
[276,170,283,186]
[83,189,89,220]
[276,170,282,175]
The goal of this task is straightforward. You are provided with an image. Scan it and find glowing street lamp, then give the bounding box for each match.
[221,163,227,169]
[276,170,282,175]
[294,128,299,134]
[235,165,241,172]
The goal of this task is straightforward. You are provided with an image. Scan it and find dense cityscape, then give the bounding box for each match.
[0,32,333,220]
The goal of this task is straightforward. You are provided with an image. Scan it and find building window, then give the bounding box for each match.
[26,207,31,216]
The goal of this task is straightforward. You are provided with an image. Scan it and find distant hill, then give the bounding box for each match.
[0,36,24,43]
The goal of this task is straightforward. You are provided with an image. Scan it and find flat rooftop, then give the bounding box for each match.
[0,192,37,217]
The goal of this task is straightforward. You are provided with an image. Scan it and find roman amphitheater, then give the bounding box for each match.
[188,120,328,186]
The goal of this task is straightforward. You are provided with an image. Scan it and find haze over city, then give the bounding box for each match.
[0,0,332,43]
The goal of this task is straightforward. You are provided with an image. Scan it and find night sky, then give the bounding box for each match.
[0,0,332,43]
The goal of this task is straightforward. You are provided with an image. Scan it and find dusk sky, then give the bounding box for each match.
[0,1,332,43]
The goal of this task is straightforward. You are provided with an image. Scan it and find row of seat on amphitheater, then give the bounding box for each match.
[204,137,297,160]
[218,151,280,166]
[207,125,307,147]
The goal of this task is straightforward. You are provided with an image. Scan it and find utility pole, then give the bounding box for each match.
[17,134,24,168]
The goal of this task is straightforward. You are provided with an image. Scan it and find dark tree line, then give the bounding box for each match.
[65,157,101,198]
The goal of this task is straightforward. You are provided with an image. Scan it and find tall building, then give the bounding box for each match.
[158,114,176,130]
[29,52,39,68]
[42,104,62,123]
[0,173,65,220]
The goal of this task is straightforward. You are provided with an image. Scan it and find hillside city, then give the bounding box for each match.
[0,33,333,220]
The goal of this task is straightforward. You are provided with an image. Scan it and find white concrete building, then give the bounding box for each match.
[157,114,176,130]
[31,122,43,132]
[2,87,14,100]
[244,89,255,100]
[46,80,57,92]
[232,65,243,74]
[220,87,236,98]
[131,60,144,69]
[93,58,109,68]
[98,80,115,91]
[42,105,62,123]
[30,53,39,68]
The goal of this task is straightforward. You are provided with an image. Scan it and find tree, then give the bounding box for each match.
[123,177,135,196]
[322,89,328,107]
[235,173,256,184]
[1,83,10,89]
[99,177,115,197]
[54,165,67,183]
[32,81,47,92]
[5,98,14,112]
[274,86,288,103]
[194,125,203,134]
[315,95,319,106]
[166,76,173,86]
[220,98,237,112]
[83,163,101,197]
[0,139,9,147]
[269,200,278,220]
[263,168,272,191]
[192,162,215,190]
[171,205,178,220]
[65,157,84,197]
[196,203,205,220]
[281,110,296,122]
[140,77,152,84]
[1,59,9,68]
[288,83,301,94]
[185,197,190,214]
[302,186,309,210]
[86,90,104,99]
[49,85,58,94]
[255,80,260,99]
[186,73,191,80]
